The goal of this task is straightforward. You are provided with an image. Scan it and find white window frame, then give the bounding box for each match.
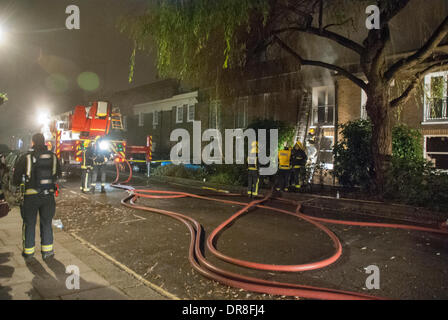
[187,104,195,122]
[423,71,448,123]
[423,135,448,171]
[153,111,159,126]
[176,105,184,123]
[361,89,368,120]
[138,112,144,127]
[311,86,335,127]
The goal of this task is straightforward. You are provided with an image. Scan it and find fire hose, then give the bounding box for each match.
[112,160,448,300]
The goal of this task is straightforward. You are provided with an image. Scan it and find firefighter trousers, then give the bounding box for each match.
[81,167,92,191]
[247,170,260,196]
[276,169,291,191]
[91,165,106,188]
[20,193,55,256]
[291,166,304,189]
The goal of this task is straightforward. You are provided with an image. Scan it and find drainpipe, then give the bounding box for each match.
[333,79,339,187]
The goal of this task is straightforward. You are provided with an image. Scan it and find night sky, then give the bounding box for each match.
[0,0,157,144]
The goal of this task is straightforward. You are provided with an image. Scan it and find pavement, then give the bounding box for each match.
[0,207,168,300]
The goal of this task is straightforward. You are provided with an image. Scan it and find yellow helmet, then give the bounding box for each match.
[309,128,315,135]
[295,141,304,150]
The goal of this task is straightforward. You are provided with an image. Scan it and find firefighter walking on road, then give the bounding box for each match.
[247,141,260,197]
[13,133,61,260]
[91,139,110,194]
[81,141,94,193]
[276,144,292,192]
[291,141,308,191]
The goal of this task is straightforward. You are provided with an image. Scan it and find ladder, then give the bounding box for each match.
[111,113,124,130]
[294,89,312,145]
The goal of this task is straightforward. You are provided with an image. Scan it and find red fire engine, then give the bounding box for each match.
[43,101,152,170]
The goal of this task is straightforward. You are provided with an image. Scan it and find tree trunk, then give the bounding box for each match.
[366,85,393,194]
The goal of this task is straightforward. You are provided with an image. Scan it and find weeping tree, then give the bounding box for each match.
[120,0,448,191]
[0,93,6,106]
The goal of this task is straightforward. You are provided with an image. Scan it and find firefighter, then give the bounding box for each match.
[91,139,110,194]
[81,141,94,193]
[247,141,260,197]
[276,144,292,192]
[13,133,61,260]
[291,141,308,191]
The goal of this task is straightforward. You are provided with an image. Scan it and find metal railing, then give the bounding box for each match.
[425,98,448,121]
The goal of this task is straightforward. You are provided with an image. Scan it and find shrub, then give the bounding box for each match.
[332,120,374,190]
[333,119,448,211]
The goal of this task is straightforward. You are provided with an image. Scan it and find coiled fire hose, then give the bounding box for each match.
[112,159,448,300]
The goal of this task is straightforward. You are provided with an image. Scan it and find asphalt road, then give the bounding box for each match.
[54,173,448,300]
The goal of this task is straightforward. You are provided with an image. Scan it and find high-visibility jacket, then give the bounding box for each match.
[247,155,258,171]
[278,148,292,170]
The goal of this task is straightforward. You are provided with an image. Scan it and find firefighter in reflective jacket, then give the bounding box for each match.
[291,141,308,190]
[247,141,260,197]
[13,133,61,260]
[80,141,94,193]
[91,139,110,194]
[276,145,292,192]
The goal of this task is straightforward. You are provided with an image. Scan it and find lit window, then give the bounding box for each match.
[361,89,368,120]
[187,105,195,122]
[424,71,448,122]
[312,86,335,126]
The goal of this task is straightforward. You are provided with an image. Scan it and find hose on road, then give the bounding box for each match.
[112,161,448,300]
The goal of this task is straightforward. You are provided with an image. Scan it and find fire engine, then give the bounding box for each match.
[41,101,152,171]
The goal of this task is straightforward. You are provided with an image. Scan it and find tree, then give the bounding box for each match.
[121,0,448,191]
[0,93,7,106]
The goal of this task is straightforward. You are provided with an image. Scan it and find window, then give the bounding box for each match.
[176,106,183,123]
[425,136,448,170]
[122,116,128,130]
[187,105,195,122]
[312,86,335,126]
[235,97,248,128]
[361,89,368,120]
[318,136,334,170]
[424,71,448,122]
[153,111,159,126]
[209,100,221,129]
[138,112,144,127]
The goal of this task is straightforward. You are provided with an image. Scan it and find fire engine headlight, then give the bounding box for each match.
[99,141,110,151]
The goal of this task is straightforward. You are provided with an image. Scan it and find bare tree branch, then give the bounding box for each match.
[274,35,367,91]
[385,15,448,81]
[390,61,448,108]
[272,26,365,55]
